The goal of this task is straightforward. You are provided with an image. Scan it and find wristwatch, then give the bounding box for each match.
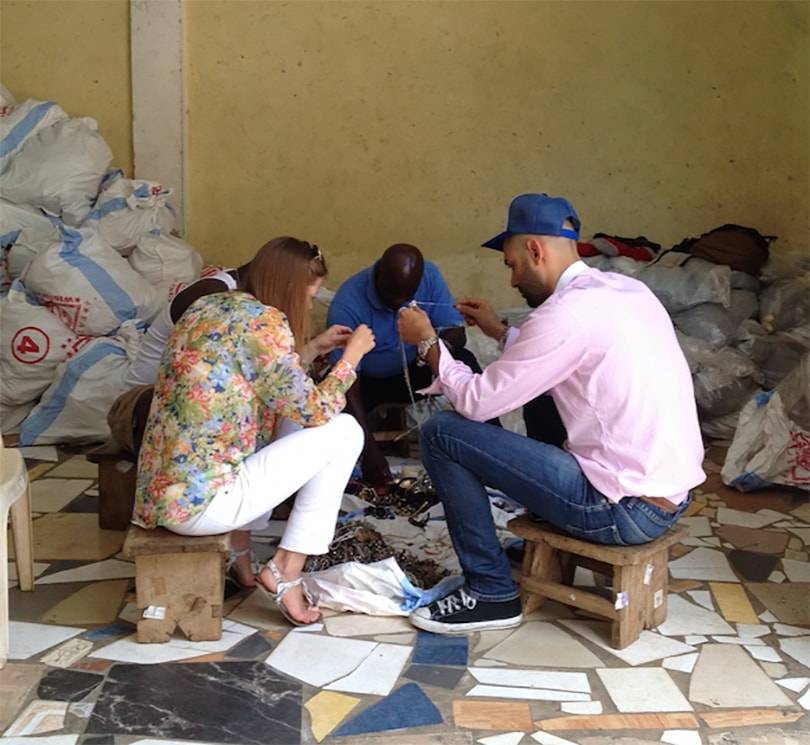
[416,335,439,366]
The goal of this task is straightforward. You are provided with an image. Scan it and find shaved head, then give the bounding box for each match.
[374,243,425,309]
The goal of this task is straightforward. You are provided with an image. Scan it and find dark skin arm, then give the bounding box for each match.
[439,326,466,350]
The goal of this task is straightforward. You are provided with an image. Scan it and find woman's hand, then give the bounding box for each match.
[397,306,435,344]
[341,325,376,368]
[311,324,353,356]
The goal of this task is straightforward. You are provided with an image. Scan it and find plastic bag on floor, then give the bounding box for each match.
[1,117,112,226]
[0,280,91,409]
[304,556,463,616]
[693,347,763,419]
[736,320,810,389]
[22,224,159,335]
[129,231,202,284]
[0,99,68,174]
[637,257,731,313]
[19,320,144,445]
[83,175,176,251]
[722,354,810,491]
[759,275,810,333]
[700,411,740,442]
[674,290,759,348]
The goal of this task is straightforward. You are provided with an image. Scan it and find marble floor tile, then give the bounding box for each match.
[775,676,810,692]
[323,613,413,637]
[682,635,707,646]
[560,701,602,715]
[747,582,810,626]
[662,653,698,673]
[469,668,589,693]
[791,502,810,523]
[40,638,93,668]
[668,548,738,582]
[225,591,291,631]
[798,689,810,710]
[36,560,135,585]
[3,701,67,736]
[413,631,468,666]
[708,582,759,624]
[38,580,129,626]
[266,632,377,687]
[8,514,124,561]
[779,635,810,668]
[89,632,245,664]
[7,561,50,588]
[326,642,412,696]
[782,558,810,582]
[80,623,134,642]
[473,629,515,655]
[485,622,603,668]
[560,620,696,666]
[716,507,783,529]
[333,682,442,736]
[759,610,779,623]
[333,735,472,745]
[596,668,691,713]
[1,738,78,745]
[656,595,734,636]
[8,621,84,661]
[452,700,533,732]
[744,645,782,662]
[685,590,713,610]
[530,734,579,745]
[31,479,94,512]
[535,712,699,731]
[373,632,416,644]
[467,685,590,702]
[304,691,360,742]
[727,550,780,582]
[478,733,524,745]
[45,457,98,479]
[86,661,300,744]
[772,622,809,636]
[660,730,701,745]
[224,632,273,659]
[404,664,466,690]
[786,525,810,544]
[759,662,788,678]
[36,669,104,703]
[679,516,712,537]
[711,636,765,646]
[736,623,770,639]
[689,644,792,708]
[0,663,45,731]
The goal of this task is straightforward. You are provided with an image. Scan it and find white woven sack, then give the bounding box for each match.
[0,98,68,174]
[2,117,112,226]
[83,176,176,251]
[129,231,203,284]
[22,225,159,336]
[0,280,91,408]
[19,321,144,446]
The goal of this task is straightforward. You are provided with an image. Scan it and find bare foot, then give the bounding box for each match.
[257,566,320,625]
[228,553,256,588]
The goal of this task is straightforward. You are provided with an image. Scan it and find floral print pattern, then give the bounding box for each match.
[133,291,356,528]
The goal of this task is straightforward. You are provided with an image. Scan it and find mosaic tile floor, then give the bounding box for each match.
[3,449,810,745]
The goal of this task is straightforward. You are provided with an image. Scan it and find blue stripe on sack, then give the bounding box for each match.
[98,168,124,191]
[133,184,150,198]
[0,102,57,159]
[0,229,20,247]
[19,342,127,444]
[58,226,138,323]
[84,197,128,222]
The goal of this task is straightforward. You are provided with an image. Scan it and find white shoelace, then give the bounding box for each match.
[435,588,477,617]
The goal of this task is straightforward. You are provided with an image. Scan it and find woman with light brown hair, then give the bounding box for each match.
[133,237,375,625]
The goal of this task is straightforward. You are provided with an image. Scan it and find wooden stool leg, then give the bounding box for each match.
[612,563,645,649]
[519,539,559,615]
[645,549,669,629]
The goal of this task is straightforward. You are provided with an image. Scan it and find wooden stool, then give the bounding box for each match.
[122,525,230,644]
[508,515,688,649]
[86,444,136,530]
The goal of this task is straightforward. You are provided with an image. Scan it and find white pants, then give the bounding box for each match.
[171,413,363,555]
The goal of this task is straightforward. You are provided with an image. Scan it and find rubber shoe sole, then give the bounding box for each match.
[409,609,524,635]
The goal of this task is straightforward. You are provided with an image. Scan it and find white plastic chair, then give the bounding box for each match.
[1,437,35,669]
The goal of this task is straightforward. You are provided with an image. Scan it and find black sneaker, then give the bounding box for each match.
[409,587,523,635]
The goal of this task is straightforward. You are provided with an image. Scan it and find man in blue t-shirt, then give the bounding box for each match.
[328,243,488,486]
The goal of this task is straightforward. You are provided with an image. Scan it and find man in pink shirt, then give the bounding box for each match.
[397,193,705,634]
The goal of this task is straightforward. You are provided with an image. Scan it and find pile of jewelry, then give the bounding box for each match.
[348,473,439,520]
[304,520,450,589]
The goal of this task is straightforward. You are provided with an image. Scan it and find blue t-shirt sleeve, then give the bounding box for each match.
[425,264,464,329]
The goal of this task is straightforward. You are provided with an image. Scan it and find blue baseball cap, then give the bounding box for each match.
[482,193,581,251]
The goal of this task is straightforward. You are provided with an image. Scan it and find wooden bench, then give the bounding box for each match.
[508,515,689,649]
[86,443,137,530]
[122,525,230,644]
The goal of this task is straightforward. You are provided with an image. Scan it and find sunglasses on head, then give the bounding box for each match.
[307,242,323,262]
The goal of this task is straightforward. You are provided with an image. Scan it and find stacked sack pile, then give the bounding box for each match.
[0,88,203,445]
[578,228,809,492]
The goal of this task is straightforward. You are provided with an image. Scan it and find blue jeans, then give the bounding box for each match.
[420,411,690,602]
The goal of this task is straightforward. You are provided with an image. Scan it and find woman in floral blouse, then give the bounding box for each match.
[134,237,375,625]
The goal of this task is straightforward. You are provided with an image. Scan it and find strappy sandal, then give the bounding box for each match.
[254,559,318,627]
[225,546,256,590]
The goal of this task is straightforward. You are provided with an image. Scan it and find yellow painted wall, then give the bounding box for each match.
[186,0,808,307]
[0,0,133,175]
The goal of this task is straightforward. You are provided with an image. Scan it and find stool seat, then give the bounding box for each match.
[124,525,230,644]
[508,515,688,649]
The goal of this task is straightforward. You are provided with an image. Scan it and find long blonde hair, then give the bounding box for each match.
[245,236,327,344]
